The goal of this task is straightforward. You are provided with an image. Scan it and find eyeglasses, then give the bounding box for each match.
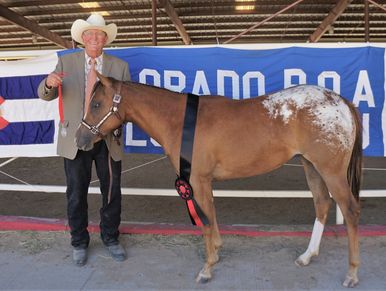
[82,30,107,38]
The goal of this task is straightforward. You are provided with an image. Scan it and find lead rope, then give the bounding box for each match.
[107,82,123,204]
[107,152,113,204]
[58,72,68,137]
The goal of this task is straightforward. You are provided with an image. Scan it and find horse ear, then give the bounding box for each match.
[96,71,112,87]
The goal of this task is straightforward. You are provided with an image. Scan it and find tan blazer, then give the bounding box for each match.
[38,50,130,161]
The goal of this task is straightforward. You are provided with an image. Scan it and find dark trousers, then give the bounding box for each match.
[64,140,122,248]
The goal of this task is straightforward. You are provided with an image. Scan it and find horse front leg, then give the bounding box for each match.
[211,204,223,252]
[191,179,222,283]
[196,224,220,283]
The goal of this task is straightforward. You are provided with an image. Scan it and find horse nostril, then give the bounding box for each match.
[75,137,84,149]
[75,130,88,149]
[75,128,96,151]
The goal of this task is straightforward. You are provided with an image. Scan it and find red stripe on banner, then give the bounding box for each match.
[1,216,386,237]
[187,200,203,227]
[0,116,9,130]
[0,96,9,129]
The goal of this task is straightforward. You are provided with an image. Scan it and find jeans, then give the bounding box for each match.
[64,140,122,248]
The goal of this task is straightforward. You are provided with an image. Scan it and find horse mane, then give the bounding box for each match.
[120,79,185,97]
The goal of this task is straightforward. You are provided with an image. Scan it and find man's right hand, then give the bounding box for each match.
[45,72,63,88]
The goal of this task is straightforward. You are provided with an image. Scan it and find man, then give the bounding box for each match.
[38,13,130,266]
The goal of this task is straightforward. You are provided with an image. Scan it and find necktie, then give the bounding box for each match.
[85,58,97,112]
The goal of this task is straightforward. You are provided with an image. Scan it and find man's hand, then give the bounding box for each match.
[45,72,63,88]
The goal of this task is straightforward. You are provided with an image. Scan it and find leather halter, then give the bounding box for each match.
[81,82,123,137]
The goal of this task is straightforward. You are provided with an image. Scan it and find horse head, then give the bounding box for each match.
[75,72,125,151]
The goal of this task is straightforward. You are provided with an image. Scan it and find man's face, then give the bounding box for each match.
[81,29,108,55]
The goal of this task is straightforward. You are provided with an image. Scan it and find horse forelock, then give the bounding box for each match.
[262,85,355,150]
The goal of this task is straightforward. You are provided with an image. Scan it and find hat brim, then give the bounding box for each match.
[71,19,117,45]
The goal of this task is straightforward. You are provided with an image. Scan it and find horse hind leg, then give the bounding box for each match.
[323,174,360,288]
[295,157,332,267]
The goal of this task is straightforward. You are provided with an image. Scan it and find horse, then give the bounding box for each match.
[75,72,362,288]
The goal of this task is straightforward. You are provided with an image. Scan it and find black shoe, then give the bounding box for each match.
[73,247,87,266]
[106,243,126,262]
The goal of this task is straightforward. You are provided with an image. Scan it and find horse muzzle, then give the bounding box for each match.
[75,125,98,151]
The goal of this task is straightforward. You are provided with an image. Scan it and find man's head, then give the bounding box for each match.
[71,14,117,56]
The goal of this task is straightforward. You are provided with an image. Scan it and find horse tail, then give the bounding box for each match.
[343,98,363,201]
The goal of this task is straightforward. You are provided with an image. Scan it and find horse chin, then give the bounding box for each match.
[77,141,95,152]
[75,132,96,152]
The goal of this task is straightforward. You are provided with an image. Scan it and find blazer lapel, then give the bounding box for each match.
[75,52,85,97]
[102,53,113,76]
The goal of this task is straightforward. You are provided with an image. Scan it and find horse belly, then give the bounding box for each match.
[210,140,295,180]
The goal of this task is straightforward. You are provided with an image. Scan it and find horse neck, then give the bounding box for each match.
[120,82,184,154]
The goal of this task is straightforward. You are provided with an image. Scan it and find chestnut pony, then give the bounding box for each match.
[76,73,362,287]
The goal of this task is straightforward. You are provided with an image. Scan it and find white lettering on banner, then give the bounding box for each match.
[125,123,161,147]
[150,137,161,147]
[164,70,185,92]
[192,70,211,95]
[217,70,240,99]
[243,71,265,99]
[318,71,341,94]
[353,70,375,107]
[125,123,146,146]
[138,68,375,103]
[284,69,306,88]
[139,69,161,87]
[362,113,370,149]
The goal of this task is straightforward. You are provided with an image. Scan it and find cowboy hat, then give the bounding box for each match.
[71,13,117,45]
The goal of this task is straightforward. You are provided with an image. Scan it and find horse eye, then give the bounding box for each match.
[93,102,101,109]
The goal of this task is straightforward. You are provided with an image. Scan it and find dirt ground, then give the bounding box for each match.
[1,154,386,226]
[1,230,386,290]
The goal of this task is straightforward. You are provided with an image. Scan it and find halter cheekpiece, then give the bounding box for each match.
[81,83,123,138]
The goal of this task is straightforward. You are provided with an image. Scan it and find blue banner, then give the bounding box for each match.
[0,45,385,157]
[106,46,385,157]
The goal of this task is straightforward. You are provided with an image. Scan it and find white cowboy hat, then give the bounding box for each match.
[71,13,117,45]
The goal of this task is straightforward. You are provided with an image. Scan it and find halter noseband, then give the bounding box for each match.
[81,83,123,138]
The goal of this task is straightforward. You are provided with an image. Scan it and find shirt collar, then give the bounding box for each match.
[85,52,103,65]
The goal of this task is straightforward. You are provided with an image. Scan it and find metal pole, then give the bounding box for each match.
[364,0,369,42]
[152,0,157,46]
[223,0,305,44]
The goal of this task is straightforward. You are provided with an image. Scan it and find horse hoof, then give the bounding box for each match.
[195,271,211,284]
[295,257,309,267]
[342,275,359,288]
[196,276,210,284]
